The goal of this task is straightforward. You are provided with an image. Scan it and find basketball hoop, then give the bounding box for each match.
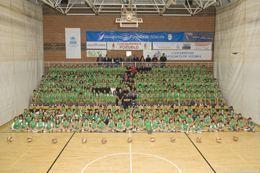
[116,4,143,28]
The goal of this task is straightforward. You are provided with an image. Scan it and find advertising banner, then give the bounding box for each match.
[86,31,214,42]
[144,50,212,60]
[65,28,81,59]
[87,50,107,57]
[86,42,107,49]
[107,42,151,50]
[153,42,212,50]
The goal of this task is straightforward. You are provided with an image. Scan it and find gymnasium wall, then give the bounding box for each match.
[0,0,43,125]
[43,9,215,62]
[214,0,260,124]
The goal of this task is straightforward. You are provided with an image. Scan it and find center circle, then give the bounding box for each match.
[81,152,182,173]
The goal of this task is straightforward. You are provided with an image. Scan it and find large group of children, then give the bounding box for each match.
[11,105,255,133]
[135,65,222,105]
[31,66,126,105]
[11,64,256,133]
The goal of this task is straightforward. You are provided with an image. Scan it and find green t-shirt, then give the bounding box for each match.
[55,122,61,128]
[180,114,187,120]
[92,122,97,129]
[117,122,123,129]
[181,123,188,131]
[125,120,131,128]
[63,121,70,128]
[21,121,28,129]
[152,121,159,129]
[209,123,217,129]
[238,120,245,128]
[46,122,52,130]
[82,121,88,128]
[98,122,105,130]
[145,120,152,130]
[29,121,36,129]
[108,121,115,128]
[160,122,167,130]
[186,117,193,124]
[37,121,44,128]
[12,121,21,130]
[229,119,236,129]
[164,116,170,124]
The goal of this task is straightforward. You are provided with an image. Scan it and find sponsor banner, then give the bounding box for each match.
[184,32,214,42]
[144,50,212,61]
[191,42,212,50]
[86,42,107,49]
[87,50,107,57]
[107,42,151,50]
[153,42,212,50]
[86,31,214,42]
[65,28,81,59]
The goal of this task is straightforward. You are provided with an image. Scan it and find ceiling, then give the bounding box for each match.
[35,0,233,16]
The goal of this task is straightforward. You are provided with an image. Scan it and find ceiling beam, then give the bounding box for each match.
[85,0,98,14]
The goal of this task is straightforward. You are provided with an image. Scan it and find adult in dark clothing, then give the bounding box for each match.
[152,55,158,62]
[96,55,102,65]
[115,88,124,106]
[159,53,167,67]
[145,55,151,62]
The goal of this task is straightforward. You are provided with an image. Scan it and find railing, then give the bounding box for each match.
[44,61,213,69]
[44,61,213,74]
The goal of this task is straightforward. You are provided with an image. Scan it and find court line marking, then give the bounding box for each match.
[129,143,133,173]
[128,131,133,173]
[80,152,182,173]
[185,132,216,173]
[47,132,76,173]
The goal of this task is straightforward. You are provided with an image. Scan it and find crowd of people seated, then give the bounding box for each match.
[11,105,255,133]
[135,65,222,105]
[31,66,126,105]
[11,63,256,133]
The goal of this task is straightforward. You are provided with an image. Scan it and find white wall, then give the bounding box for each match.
[214,0,260,124]
[0,0,43,125]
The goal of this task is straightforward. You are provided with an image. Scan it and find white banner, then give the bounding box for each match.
[87,50,107,57]
[153,42,212,50]
[144,50,212,60]
[65,28,81,59]
[86,42,107,49]
[107,42,151,50]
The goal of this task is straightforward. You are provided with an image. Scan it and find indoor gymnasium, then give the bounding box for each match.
[0,0,260,173]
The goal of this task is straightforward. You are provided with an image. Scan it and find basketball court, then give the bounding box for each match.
[1,0,260,172]
[1,131,260,173]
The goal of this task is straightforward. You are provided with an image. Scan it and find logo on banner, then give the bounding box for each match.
[69,36,77,46]
[167,34,173,41]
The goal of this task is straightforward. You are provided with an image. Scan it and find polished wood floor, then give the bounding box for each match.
[0,129,260,173]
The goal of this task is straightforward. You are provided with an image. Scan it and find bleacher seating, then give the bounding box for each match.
[11,64,255,133]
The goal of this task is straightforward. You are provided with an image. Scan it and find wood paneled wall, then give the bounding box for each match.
[43,11,215,62]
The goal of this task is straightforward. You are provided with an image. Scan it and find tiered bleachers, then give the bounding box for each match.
[31,65,126,105]
[135,65,222,105]
[11,64,255,132]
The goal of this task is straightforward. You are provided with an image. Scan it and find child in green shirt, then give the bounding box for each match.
[82,119,89,132]
[98,121,106,132]
[209,120,218,132]
[11,117,21,131]
[45,120,53,132]
[36,118,45,132]
[116,119,125,132]
[108,119,116,132]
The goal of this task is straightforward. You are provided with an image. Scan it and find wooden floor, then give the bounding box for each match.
[0,130,260,173]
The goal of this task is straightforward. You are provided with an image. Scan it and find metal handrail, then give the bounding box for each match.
[44,61,213,68]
